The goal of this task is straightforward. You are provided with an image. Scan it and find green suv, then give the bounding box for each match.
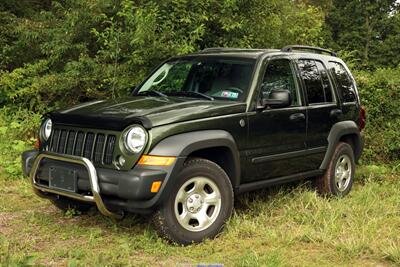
[22,45,365,244]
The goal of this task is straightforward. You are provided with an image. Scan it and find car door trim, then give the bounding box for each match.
[251,146,326,164]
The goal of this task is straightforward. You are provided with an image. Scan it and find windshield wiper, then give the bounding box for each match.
[168,91,214,101]
[136,90,168,97]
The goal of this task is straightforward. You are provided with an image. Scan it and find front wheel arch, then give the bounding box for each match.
[148,130,241,189]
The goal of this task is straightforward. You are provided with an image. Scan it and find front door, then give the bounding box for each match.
[246,58,307,182]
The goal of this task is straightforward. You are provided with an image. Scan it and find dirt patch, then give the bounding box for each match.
[0,212,20,235]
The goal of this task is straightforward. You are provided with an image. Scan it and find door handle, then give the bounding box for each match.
[330,109,343,119]
[289,113,305,122]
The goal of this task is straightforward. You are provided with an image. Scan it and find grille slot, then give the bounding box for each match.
[94,134,105,164]
[65,131,76,155]
[74,132,85,156]
[50,129,61,152]
[104,135,116,165]
[83,133,95,159]
[48,128,116,165]
[58,130,67,153]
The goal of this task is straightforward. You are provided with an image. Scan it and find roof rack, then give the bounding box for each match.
[201,47,268,53]
[281,45,337,57]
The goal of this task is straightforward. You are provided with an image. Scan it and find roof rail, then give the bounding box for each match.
[201,47,268,53]
[202,47,230,52]
[281,45,337,57]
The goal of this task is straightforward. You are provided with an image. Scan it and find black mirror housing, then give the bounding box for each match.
[258,90,291,109]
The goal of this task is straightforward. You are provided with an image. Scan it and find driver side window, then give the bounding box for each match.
[261,59,299,106]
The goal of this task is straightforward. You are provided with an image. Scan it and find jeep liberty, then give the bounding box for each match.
[22,45,365,244]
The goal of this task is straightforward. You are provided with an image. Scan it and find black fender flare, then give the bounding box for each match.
[145,130,241,206]
[149,130,241,185]
[320,121,363,170]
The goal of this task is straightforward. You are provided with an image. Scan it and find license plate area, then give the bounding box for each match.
[49,166,77,193]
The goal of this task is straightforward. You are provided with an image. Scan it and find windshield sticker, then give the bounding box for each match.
[221,91,239,99]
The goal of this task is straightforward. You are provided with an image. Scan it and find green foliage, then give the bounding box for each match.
[355,67,400,162]
[0,108,41,178]
[0,0,325,110]
[324,0,400,69]
[64,208,82,218]
[0,235,36,267]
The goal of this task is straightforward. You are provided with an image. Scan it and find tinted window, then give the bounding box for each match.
[261,59,299,106]
[138,58,255,101]
[315,61,334,102]
[328,61,356,102]
[298,59,325,104]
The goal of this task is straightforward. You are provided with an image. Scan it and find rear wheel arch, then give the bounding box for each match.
[320,121,362,170]
[339,133,362,161]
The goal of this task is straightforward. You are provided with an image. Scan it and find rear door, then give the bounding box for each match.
[296,58,341,169]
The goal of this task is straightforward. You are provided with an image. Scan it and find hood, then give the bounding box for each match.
[50,96,246,130]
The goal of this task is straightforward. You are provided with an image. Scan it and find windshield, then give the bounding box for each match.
[136,57,255,101]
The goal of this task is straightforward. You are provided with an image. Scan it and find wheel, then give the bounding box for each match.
[315,142,355,196]
[152,158,234,245]
[50,196,93,213]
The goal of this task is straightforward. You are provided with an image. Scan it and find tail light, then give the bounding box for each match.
[359,106,366,131]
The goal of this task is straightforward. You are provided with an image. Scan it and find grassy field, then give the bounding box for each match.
[0,164,399,267]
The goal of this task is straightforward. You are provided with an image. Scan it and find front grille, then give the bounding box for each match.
[48,128,116,165]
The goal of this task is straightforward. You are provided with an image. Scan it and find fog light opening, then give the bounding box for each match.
[117,155,126,167]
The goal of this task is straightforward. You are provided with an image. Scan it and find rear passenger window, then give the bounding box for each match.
[315,61,334,102]
[297,59,334,104]
[328,61,356,102]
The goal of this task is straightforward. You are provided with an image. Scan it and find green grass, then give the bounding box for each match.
[0,164,399,266]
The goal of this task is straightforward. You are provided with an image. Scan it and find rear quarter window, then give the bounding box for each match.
[328,62,356,103]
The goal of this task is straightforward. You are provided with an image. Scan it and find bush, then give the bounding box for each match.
[0,108,41,178]
[355,67,400,162]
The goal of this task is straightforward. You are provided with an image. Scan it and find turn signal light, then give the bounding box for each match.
[151,181,162,193]
[34,138,41,150]
[138,155,176,166]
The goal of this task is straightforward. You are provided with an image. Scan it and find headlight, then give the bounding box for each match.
[41,118,52,141]
[124,125,146,153]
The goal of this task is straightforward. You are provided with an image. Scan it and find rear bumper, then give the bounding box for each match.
[22,150,175,216]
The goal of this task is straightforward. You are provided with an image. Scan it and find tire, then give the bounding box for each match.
[316,142,355,197]
[50,196,93,213]
[152,158,234,245]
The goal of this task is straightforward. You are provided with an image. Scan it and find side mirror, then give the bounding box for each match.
[258,90,291,109]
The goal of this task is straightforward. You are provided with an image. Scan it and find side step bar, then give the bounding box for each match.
[30,152,123,219]
[237,170,323,194]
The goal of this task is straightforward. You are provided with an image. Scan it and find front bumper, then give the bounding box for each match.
[22,150,170,216]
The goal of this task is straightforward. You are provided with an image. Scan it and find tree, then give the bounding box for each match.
[324,0,400,68]
[0,0,325,110]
